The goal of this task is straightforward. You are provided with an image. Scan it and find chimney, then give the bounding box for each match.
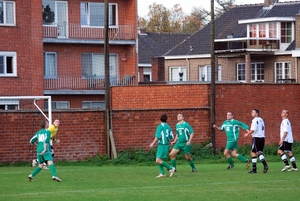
[139,28,147,35]
[264,0,278,7]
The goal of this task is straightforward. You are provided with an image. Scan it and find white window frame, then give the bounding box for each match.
[0,1,15,26]
[237,62,264,83]
[275,61,291,81]
[0,51,17,76]
[44,52,57,78]
[0,99,19,110]
[199,65,222,82]
[143,67,152,82]
[248,22,279,39]
[281,22,294,43]
[45,101,69,109]
[82,101,105,109]
[169,67,186,81]
[80,2,118,27]
[82,53,118,81]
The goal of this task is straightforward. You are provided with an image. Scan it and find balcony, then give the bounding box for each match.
[43,24,135,40]
[44,76,136,91]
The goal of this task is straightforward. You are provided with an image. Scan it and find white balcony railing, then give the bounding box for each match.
[44,76,136,90]
[43,24,135,40]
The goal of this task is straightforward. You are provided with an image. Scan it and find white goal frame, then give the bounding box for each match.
[0,96,52,124]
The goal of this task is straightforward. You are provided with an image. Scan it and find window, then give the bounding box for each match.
[44,101,69,109]
[80,2,117,27]
[0,52,16,76]
[275,62,291,81]
[0,1,15,25]
[281,22,292,43]
[44,52,57,78]
[143,67,151,82]
[0,99,19,110]
[199,65,222,82]
[237,63,264,82]
[82,101,105,109]
[82,53,118,81]
[169,67,186,81]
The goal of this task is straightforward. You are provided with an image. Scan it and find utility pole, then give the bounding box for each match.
[104,0,111,157]
[210,0,216,154]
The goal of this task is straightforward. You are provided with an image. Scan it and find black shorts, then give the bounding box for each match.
[278,141,293,152]
[251,137,265,153]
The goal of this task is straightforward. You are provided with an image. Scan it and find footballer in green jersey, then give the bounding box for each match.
[28,120,62,182]
[213,111,251,170]
[169,114,197,172]
[150,114,176,178]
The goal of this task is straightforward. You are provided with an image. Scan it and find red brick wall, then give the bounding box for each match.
[1,84,300,163]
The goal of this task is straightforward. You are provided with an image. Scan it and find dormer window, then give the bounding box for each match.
[281,22,292,43]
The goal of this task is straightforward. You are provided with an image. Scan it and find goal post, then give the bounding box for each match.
[0,96,52,124]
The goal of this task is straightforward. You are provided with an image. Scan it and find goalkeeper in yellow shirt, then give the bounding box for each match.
[32,119,60,168]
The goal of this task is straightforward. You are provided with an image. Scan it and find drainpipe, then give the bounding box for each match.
[186,58,190,81]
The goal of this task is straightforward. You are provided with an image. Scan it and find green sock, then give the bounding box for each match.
[161,161,172,170]
[189,160,196,169]
[31,167,42,177]
[227,157,234,166]
[49,164,57,177]
[158,164,165,175]
[171,159,176,168]
[237,154,248,163]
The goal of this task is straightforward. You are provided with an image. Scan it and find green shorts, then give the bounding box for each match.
[156,144,170,159]
[173,141,192,154]
[226,141,238,151]
[37,152,53,164]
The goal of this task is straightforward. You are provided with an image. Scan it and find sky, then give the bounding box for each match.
[138,0,295,17]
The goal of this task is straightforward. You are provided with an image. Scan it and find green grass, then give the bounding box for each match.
[0,162,299,201]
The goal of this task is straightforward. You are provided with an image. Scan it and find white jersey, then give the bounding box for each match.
[280,118,293,143]
[250,117,265,138]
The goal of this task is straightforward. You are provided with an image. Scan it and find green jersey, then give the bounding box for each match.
[30,128,51,154]
[220,119,248,141]
[155,123,174,145]
[176,121,194,143]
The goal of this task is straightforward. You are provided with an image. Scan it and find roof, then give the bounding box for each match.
[165,2,300,56]
[138,32,190,64]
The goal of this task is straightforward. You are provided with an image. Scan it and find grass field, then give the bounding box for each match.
[0,162,299,201]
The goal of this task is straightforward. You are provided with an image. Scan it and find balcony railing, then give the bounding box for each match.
[44,76,136,90]
[43,24,135,40]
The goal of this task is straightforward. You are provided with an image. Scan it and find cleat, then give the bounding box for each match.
[245,160,251,169]
[227,165,234,170]
[192,169,197,172]
[169,167,175,177]
[288,168,298,172]
[32,159,37,167]
[156,174,166,178]
[263,166,269,173]
[281,165,291,172]
[28,174,34,182]
[248,170,257,174]
[52,176,62,182]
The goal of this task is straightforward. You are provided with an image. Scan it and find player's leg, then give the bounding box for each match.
[286,143,298,171]
[28,155,44,181]
[169,143,181,170]
[225,141,235,169]
[184,144,196,172]
[256,138,268,173]
[278,142,291,171]
[249,138,257,173]
[44,154,62,182]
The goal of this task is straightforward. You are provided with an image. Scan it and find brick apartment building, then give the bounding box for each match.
[0,0,138,109]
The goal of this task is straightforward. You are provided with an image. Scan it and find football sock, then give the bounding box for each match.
[31,167,42,177]
[49,164,57,177]
[158,164,165,174]
[161,161,172,170]
[189,160,196,169]
[171,159,176,169]
[281,154,290,166]
[237,154,248,163]
[227,157,234,166]
[252,157,257,170]
[289,155,297,168]
[258,154,268,166]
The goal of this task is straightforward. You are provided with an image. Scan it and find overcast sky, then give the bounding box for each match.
[138,0,296,17]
